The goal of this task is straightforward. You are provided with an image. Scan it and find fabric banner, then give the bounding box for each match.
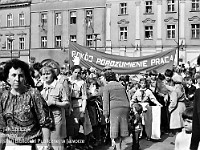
[144,106,161,140]
[69,42,176,74]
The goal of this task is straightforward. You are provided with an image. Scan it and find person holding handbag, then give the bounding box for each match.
[102,72,130,150]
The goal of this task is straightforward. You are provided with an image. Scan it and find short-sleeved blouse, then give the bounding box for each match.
[0,87,53,144]
[68,76,87,108]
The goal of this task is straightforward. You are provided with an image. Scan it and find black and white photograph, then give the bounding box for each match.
[0,0,200,150]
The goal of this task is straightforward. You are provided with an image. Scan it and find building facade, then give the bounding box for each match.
[0,0,31,62]
[106,0,200,64]
[0,0,199,65]
[30,0,106,64]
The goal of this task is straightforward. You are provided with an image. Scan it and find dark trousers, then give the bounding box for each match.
[132,128,140,150]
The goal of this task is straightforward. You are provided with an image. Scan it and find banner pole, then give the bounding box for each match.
[177,0,180,66]
[68,41,71,70]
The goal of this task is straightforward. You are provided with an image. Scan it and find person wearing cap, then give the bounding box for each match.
[168,74,186,137]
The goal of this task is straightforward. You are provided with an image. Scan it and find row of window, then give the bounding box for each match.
[5,37,25,50]
[41,34,95,48]
[7,13,25,27]
[4,0,200,27]
[39,24,199,48]
[41,36,62,48]
[5,9,93,27]
[4,23,199,50]
[119,24,200,40]
[41,10,93,26]
[119,0,200,15]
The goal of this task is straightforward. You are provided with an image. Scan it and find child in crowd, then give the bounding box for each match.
[175,107,200,150]
[130,103,143,150]
[184,76,196,107]
[131,78,162,141]
[86,78,103,147]
[127,82,140,101]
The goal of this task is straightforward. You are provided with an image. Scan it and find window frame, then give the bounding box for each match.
[7,37,14,50]
[191,0,200,11]
[70,35,77,42]
[119,26,128,41]
[7,13,13,27]
[19,13,25,26]
[167,24,176,39]
[55,36,62,48]
[55,12,62,25]
[191,24,200,39]
[85,10,93,29]
[145,26,153,39]
[119,3,127,15]
[19,37,25,50]
[70,11,77,24]
[145,1,153,13]
[86,34,93,47]
[41,13,47,25]
[167,0,175,12]
[86,10,93,18]
[41,36,47,48]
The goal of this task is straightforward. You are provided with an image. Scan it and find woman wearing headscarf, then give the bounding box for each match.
[168,74,186,136]
[103,71,130,150]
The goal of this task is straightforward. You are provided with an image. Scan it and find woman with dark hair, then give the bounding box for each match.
[67,65,92,149]
[103,72,130,150]
[164,69,174,86]
[3,59,35,88]
[0,59,53,150]
[30,62,43,91]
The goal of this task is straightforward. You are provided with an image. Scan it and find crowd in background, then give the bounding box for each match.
[0,57,200,150]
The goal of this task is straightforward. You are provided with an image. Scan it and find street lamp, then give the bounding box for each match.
[177,0,180,66]
[7,37,14,59]
[0,34,2,50]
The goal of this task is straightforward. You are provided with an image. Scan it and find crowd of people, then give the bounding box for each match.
[0,57,200,150]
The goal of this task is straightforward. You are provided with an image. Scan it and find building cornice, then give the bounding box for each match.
[0,0,31,9]
[142,18,156,23]
[188,16,200,22]
[17,31,27,36]
[117,19,129,25]
[164,17,178,23]
[5,32,14,36]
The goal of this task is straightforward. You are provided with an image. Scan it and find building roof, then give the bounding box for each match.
[0,0,31,7]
